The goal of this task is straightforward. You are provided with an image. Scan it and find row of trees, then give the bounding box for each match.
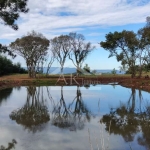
[0,0,95,78]
[10,31,95,78]
[100,17,150,78]
[0,55,27,76]
[1,0,150,78]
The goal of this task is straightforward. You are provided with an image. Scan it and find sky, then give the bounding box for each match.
[0,0,150,70]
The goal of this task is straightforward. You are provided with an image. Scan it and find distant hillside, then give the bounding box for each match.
[43,67,125,74]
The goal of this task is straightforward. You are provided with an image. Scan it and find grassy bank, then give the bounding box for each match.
[0,74,150,92]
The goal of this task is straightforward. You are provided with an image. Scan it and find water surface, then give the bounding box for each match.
[0,85,150,150]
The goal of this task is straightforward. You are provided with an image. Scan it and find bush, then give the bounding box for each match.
[0,55,27,76]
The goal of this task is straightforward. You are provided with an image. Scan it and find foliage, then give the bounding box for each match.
[0,0,29,56]
[69,32,95,75]
[83,64,91,73]
[50,35,71,73]
[100,30,138,78]
[10,31,50,78]
[0,44,15,58]
[91,70,97,74]
[0,139,17,150]
[0,0,29,30]
[0,55,27,76]
[111,68,116,75]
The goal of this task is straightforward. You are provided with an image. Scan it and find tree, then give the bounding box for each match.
[136,18,150,77]
[50,35,71,74]
[69,32,95,75]
[111,68,116,75]
[0,44,16,57]
[0,55,26,76]
[0,0,29,56]
[146,16,150,27]
[46,51,56,77]
[0,139,17,150]
[10,31,50,78]
[0,0,29,30]
[100,30,139,78]
[83,63,90,73]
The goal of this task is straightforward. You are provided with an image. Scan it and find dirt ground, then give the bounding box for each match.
[0,74,150,92]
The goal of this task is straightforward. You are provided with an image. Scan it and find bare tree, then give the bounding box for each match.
[50,35,71,74]
[46,52,56,77]
[50,35,71,84]
[10,31,50,78]
[69,32,95,75]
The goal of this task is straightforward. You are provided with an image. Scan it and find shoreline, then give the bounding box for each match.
[0,75,150,92]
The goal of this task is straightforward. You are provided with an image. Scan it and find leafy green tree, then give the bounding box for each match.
[100,30,139,78]
[137,20,150,77]
[10,31,49,78]
[0,0,29,30]
[0,0,29,56]
[0,55,27,76]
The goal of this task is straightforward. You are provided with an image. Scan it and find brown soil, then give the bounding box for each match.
[0,74,150,92]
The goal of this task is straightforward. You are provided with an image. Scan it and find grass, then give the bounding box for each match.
[3,72,150,80]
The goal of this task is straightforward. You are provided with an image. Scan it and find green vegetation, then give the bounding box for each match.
[10,31,50,78]
[0,0,150,80]
[100,17,150,78]
[111,68,116,75]
[83,64,91,73]
[0,0,29,57]
[0,55,27,76]
[0,139,17,150]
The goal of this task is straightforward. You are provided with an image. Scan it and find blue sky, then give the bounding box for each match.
[0,0,149,70]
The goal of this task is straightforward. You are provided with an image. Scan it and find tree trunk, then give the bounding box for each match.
[76,64,81,76]
[138,65,143,78]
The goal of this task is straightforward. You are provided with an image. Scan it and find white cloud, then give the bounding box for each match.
[0,0,149,69]
[0,0,150,42]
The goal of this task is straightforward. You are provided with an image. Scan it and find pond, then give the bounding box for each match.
[0,85,150,150]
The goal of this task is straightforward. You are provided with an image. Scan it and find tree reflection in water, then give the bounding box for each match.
[0,139,17,150]
[0,88,13,106]
[51,86,93,131]
[9,86,50,133]
[101,88,150,149]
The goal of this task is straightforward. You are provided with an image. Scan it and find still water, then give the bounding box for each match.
[0,85,150,150]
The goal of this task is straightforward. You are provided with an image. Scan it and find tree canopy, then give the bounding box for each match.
[10,31,49,78]
[50,35,71,73]
[100,30,138,77]
[0,0,29,30]
[69,32,95,75]
[0,0,29,56]
[0,55,27,76]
